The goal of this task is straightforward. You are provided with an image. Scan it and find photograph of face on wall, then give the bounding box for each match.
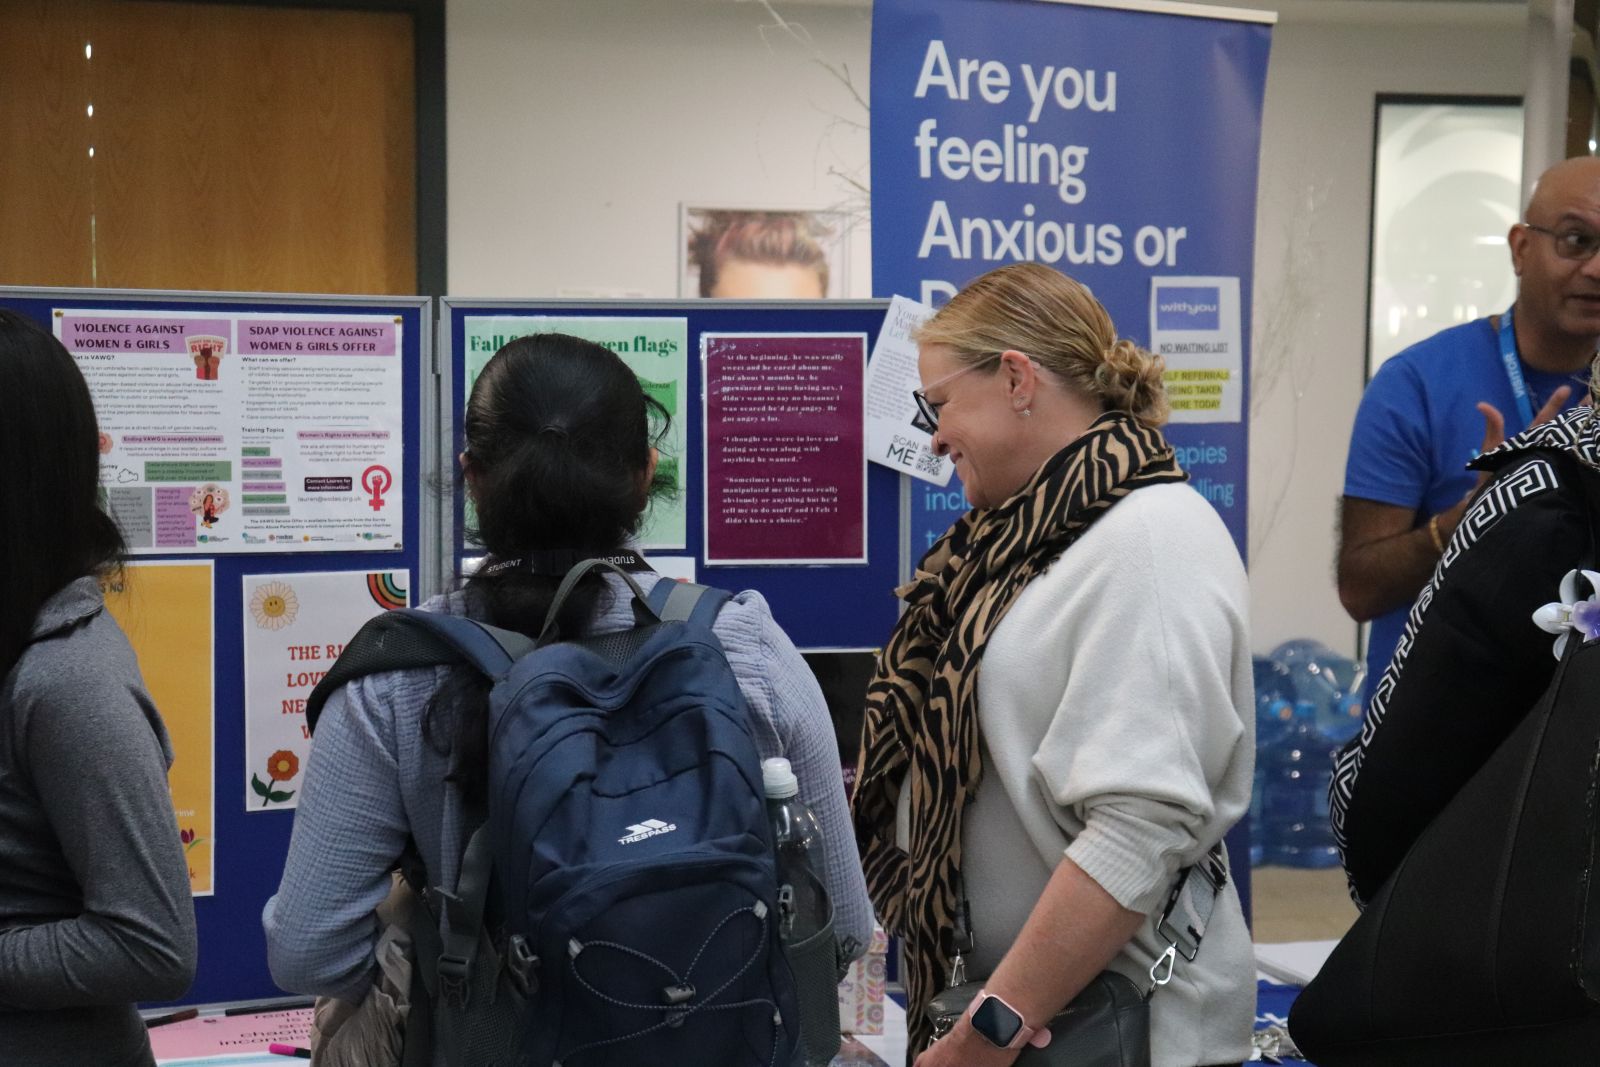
[680,206,853,299]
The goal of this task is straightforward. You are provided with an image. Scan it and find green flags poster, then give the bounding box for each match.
[463,316,689,548]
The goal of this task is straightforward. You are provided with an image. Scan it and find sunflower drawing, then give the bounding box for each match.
[248,581,299,630]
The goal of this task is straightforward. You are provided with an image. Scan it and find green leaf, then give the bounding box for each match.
[268,789,295,803]
[251,773,270,797]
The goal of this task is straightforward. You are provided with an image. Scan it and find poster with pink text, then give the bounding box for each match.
[702,333,868,566]
[241,569,408,812]
[55,308,403,554]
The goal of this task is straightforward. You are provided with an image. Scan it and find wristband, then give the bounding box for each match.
[1427,515,1447,555]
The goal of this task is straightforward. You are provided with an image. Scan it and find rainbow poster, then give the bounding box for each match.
[241,569,408,812]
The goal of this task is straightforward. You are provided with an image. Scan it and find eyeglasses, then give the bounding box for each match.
[911,355,1001,433]
[1524,222,1600,262]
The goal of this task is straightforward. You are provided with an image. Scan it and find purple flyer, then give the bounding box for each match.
[703,333,868,565]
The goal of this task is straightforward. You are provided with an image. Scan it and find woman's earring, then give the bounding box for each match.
[1019,407,1032,417]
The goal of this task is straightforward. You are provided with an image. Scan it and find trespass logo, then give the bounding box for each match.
[1155,286,1221,330]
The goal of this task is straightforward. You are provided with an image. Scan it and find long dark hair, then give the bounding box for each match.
[429,333,672,802]
[0,309,126,680]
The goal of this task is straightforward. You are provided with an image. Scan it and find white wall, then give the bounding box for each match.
[1240,1,1523,658]
[447,0,1527,657]
[447,0,872,298]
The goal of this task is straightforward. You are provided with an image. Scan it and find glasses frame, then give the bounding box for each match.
[1523,222,1600,262]
[912,354,1003,432]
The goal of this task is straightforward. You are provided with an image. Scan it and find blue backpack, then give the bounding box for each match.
[307,560,801,1067]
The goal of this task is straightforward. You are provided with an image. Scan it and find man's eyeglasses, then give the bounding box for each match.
[1524,223,1600,262]
[912,355,1001,433]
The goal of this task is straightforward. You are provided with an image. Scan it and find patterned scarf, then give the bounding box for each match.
[851,412,1186,1056]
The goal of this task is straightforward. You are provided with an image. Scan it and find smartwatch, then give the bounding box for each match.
[966,989,1052,1050]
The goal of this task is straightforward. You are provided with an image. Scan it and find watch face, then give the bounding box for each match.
[972,995,1025,1048]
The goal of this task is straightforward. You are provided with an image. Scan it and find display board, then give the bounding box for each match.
[441,300,903,652]
[0,287,435,1007]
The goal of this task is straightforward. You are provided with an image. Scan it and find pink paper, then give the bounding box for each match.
[148,1008,312,1061]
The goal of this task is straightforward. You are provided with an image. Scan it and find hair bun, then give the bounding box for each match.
[1094,338,1169,428]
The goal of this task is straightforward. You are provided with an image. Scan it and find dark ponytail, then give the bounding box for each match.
[427,334,671,803]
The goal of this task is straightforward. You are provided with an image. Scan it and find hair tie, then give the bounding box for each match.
[537,425,569,440]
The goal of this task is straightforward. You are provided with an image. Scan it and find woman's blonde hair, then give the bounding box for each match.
[913,262,1169,428]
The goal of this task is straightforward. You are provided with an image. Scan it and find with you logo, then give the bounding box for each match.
[1155,286,1222,331]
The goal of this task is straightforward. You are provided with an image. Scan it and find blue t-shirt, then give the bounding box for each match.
[1343,318,1590,694]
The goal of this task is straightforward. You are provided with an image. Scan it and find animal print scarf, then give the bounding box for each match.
[851,411,1185,1056]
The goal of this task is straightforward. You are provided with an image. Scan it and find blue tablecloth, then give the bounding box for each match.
[1258,979,1311,1063]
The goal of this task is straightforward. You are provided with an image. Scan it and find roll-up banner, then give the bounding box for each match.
[871,0,1273,563]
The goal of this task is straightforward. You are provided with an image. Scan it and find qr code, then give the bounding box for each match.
[914,449,944,477]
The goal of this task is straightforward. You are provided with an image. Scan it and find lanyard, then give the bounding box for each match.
[478,548,653,577]
[1497,308,1537,433]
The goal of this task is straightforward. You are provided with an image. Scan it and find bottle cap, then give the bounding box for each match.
[762,757,798,799]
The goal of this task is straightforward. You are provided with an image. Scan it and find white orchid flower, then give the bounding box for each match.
[1532,568,1600,658]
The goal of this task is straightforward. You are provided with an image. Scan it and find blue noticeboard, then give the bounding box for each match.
[0,287,435,1007]
[440,299,905,652]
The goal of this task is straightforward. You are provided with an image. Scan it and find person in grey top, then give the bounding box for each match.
[0,310,198,1067]
[264,333,871,1061]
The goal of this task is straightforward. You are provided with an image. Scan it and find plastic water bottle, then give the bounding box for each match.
[1250,694,1294,868]
[764,758,828,941]
[1258,700,1341,868]
[1321,691,1365,748]
[1250,763,1266,867]
[1270,640,1365,751]
[762,758,837,1066]
[1253,655,1297,751]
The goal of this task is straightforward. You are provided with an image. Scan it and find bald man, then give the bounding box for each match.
[1337,157,1600,699]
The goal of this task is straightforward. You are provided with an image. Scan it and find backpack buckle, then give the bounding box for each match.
[437,951,472,1009]
[506,934,540,996]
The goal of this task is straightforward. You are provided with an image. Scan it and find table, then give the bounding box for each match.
[149,1002,903,1066]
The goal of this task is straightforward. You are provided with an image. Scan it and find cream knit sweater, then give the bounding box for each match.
[905,481,1257,1067]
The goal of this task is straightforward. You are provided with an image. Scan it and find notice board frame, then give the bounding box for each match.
[437,298,906,651]
[0,285,436,1006]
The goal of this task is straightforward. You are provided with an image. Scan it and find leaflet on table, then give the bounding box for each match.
[241,569,409,813]
[1148,277,1243,423]
[102,561,215,897]
[55,308,404,554]
[462,316,689,550]
[146,1008,312,1064]
[864,296,951,486]
[702,333,868,566]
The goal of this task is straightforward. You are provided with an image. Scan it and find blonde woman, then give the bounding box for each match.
[853,263,1255,1067]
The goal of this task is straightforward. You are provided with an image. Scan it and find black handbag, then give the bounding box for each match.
[921,847,1227,1067]
[924,971,1151,1067]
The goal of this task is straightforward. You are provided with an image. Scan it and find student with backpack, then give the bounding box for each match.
[263,332,871,1066]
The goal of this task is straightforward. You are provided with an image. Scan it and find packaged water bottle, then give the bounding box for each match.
[1250,763,1266,867]
[1321,691,1365,748]
[763,758,839,1067]
[1253,655,1297,751]
[1250,655,1294,866]
[1270,640,1366,752]
[1258,700,1342,868]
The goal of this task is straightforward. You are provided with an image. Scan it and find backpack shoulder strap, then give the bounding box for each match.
[645,578,733,629]
[305,609,537,734]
